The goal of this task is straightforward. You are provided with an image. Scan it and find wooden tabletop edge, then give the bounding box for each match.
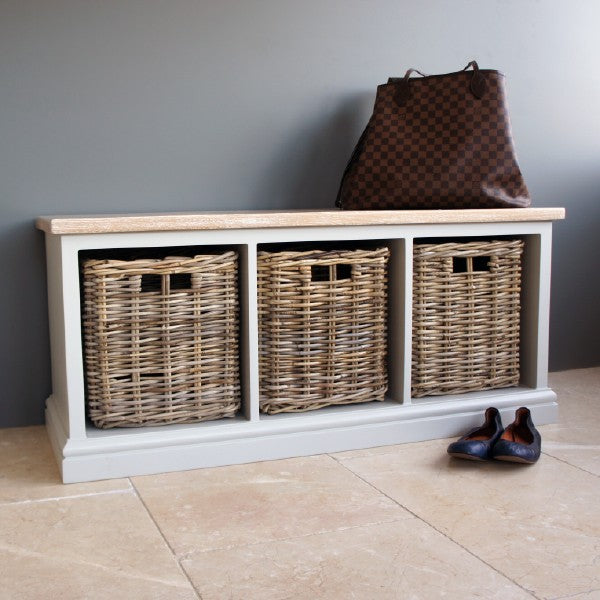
[36,208,566,234]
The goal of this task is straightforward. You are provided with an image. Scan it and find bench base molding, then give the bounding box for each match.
[46,390,558,483]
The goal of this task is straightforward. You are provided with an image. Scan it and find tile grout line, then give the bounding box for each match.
[541,451,600,479]
[128,478,203,600]
[327,454,542,600]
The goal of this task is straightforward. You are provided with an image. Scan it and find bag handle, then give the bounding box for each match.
[394,60,487,106]
[462,60,487,98]
[402,68,429,80]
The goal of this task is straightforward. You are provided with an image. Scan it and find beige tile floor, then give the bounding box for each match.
[0,368,598,600]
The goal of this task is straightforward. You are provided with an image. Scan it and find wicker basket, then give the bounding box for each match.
[258,247,389,414]
[82,250,240,428]
[412,239,524,397]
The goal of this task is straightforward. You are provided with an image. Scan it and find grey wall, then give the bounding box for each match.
[1,0,599,427]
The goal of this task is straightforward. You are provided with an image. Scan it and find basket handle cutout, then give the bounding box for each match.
[170,272,192,290]
[336,264,352,280]
[452,256,491,273]
[140,273,192,292]
[311,265,330,281]
[311,264,353,282]
[140,274,162,292]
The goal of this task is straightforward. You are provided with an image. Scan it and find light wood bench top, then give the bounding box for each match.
[36,208,565,235]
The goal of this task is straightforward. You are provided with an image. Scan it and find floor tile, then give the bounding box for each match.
[542,368,600,475]
[336,438,600,600]
[331,441,426,461]
[551,591,600,600]
[181,519,534,600]
[540,432,600,477]
[0,426,130,504]
[0,490,197,600]
[549,367,600,403]
[132,454,410,556]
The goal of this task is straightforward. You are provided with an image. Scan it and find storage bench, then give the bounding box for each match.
[36,208,564,482]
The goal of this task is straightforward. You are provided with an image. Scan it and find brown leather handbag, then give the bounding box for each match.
[336,61,531,210]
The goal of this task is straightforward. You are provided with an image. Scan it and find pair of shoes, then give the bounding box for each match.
[447,407,541,464]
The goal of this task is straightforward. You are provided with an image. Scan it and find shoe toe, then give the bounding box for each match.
[447,439,489,460]
[492,440,540,464]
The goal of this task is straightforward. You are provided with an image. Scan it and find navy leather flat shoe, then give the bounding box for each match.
[492,407,541,464]
[447,407,504,461]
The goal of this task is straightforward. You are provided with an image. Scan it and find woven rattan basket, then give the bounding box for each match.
[412,239,524,397]
[258,247,389,414]
[82,250,240,428]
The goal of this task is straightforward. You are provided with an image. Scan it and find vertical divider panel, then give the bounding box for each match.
[61,236,88,439]
[535,226,554,389]
[45,234,70,436]
[402,237,414,405]
[519,225,552,390]
[387,237,412,404]
[238,242,260,421]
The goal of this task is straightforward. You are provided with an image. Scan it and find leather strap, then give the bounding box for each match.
[403,68,429,81]
[394,60,487,106]
[463,60,487,98]
[462,60,479,71]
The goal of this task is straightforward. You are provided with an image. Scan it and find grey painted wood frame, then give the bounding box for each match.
[40,212,560,482]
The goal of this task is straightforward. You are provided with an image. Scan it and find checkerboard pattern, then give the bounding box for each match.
[337,69,530,210]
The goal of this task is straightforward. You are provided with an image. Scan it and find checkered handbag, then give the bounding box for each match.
[336,61,530,210]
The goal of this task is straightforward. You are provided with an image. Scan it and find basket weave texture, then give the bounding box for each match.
[258,247,389,414]
[82,251,240,428]
[412,239,523,397]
